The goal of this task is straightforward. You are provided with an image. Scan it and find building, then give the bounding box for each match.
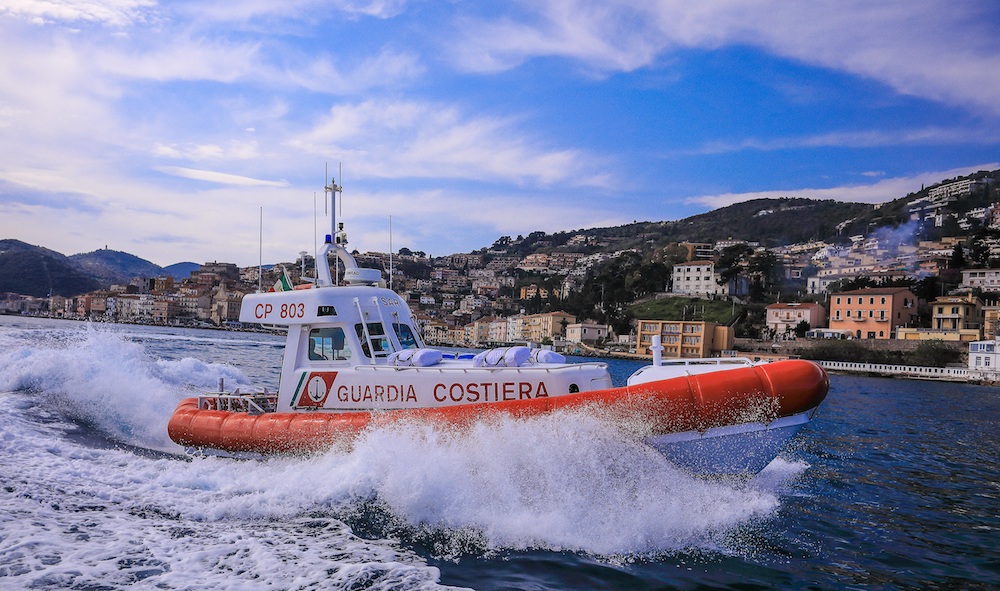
[968,340,1000,372]
[828,287,918,340]
[519,283,557,300]
[566,323,610,345]
[765,302,826,335]
[522,311,575,344]
[983,306,1000,340]
[636,319,734,358]
[671,261,718,296]
[960,268,1000,291]
[897,294,983,342]
[928,177,995,200]
[679,241,714,261]
[670,261,747,297]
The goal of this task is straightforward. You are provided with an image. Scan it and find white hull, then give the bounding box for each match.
[644,410,814,475]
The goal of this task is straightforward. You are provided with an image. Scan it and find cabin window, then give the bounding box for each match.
[317,306,337,317]
[308,327,352,361]
[393,323,419,349]
[356,323,390,358]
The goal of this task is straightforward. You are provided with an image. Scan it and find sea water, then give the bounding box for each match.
[0,315,996,590]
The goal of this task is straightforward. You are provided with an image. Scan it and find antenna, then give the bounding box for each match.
[324,170,343,285]
[389,215,394,291]
[258,206,263,293]
[313,191,318,278]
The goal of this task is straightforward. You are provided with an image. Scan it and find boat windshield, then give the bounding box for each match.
[308,327,352,361]
[393,323,419,349]
[355,322,390,358]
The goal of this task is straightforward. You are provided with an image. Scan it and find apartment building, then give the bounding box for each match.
[961,268,1000,291]
[636,319,734,358]
[765,302,826,335]
[898,294,983,341]
[670,261,747,297]
[522,311,576,343]
[828,287,918,339]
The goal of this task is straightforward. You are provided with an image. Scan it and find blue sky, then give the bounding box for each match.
[1,1,998,267]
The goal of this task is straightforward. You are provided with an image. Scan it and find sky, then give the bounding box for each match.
[1,0,999,268]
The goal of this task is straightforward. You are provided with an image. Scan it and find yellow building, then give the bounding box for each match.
[897,293,983,342]
[522,311,576,343]
[636,319,734,358]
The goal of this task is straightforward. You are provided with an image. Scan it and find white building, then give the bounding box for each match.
[671,261,747,297]
[672,262,721,296]
[961,268,1000,291]
[566,323,610,344]
[969,340,1000,371]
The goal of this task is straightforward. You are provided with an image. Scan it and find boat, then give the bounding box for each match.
[167,179,828,475]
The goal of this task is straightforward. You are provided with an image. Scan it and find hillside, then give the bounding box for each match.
[499,198,873,257]
[3,167,997,298]
[162,262,200,281]
[69,249,163,285]
[497,169,1000,257]
[0,242,161,297]
[0,249,101,297]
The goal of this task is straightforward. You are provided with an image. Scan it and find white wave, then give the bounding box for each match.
[0,318,806,578]
[0,400,459,590]
[0,323,254,452]
[310,412,795,557]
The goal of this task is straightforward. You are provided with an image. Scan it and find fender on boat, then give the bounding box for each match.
[167,359,828,454]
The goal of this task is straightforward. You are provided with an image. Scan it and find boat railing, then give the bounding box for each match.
[198,391,278,414]
[356,361,608,373]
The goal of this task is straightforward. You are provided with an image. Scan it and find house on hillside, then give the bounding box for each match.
[828,287,918,340]
[670,261,747,297]
[765,302,826,336]
[897,294,983,342]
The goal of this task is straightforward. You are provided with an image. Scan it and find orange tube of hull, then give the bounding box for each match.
[167,359,828,454]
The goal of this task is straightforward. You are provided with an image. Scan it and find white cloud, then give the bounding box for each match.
[688,127,997,156]
[451,1,1000,114]
[177,0,410,23]
[288,99,610,188]
[685,163,1000,210]
[155,167,288,186]
[0,0,157,27]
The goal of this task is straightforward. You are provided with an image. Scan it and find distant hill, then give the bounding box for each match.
[0,242,163,297]
[497,168,1000,257]
[2,166,997,297]
[502,198,873,256]
[659,197,873,245]
[0,243,101,297]
[68,249,163,285]
[162,262,200,281]
[0,239,68,260]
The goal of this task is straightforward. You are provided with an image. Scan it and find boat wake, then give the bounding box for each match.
[0,322,810,589]
[314,412,806,558]
[0,323,252,452]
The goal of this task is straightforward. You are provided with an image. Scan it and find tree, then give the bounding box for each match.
[794,320,810,338]
[950,243,966,269]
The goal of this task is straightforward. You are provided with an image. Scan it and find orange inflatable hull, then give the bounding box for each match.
[167,359,828,454]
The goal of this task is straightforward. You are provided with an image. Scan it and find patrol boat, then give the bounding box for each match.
[167,179,828,475]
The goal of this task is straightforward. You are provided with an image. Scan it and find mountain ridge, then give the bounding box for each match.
[2,167,998,297]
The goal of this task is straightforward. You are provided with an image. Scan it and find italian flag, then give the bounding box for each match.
[272,266,293,292]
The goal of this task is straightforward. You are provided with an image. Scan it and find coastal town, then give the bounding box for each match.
[4,175,1000,374]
